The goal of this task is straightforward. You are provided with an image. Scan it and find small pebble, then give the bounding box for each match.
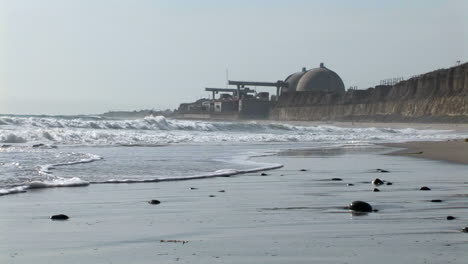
[50,214,69,220]
[461,227,468,233]
[446,216,455,220]
[372,178,384,185]
[347,183,354,186]
[218,190,225,193]
[261,173,268,176]
[430,199,442,203]
[420,186,431,191]
[373,188,380,192]
[148,200,161,205]
[376,169,389,173]
[386,182,393,185]
[300,169,307,171]
[348,201,373,212]
[190,187,198,190]
[209,195,216,197]
[331,178,343,181]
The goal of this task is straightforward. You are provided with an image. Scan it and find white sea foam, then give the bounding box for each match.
[38,153,103,175]
[91,163,283,184]
[0,163,282,196]
[0,151,102,196]
[0,177,90,196]
[0,115,461,146]
[27,177,90,189]
[0,114,465,198]
[0,186,28,195]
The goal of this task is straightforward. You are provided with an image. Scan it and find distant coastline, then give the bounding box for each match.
[101,109,174,119]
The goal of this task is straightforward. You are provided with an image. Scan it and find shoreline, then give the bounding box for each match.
[2,142,467,263]
[382,139,468,165]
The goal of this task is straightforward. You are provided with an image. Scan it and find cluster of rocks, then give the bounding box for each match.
[333,168,466,232]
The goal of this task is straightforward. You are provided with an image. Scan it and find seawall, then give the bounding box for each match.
[271,63,468,123]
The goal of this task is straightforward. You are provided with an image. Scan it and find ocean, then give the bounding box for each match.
[0,115,462,196]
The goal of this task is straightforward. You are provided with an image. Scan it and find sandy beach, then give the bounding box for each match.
[384,139,468,165]
[1,141,467,264]
[2,0,467,263]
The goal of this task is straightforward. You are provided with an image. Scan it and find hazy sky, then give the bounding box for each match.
[1,0,466,115]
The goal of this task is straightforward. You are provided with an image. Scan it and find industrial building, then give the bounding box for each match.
[177,63,345,119]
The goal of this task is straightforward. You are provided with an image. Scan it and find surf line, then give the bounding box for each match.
[0,153,103,197]
[90,164,284,184]
[0,164,283,197]
[38,154,103,176]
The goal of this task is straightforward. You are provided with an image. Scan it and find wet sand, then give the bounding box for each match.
[384,139,468,165]
[1,146,467,264]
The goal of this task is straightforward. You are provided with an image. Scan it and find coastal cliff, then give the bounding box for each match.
[272,63,468,122]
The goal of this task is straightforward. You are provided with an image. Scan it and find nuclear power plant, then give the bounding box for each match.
[177,63,345,119]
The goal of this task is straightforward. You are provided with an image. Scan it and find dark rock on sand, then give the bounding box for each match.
[261,173,268,176]
[32,143,45,148]
[218,190,225,193]
[373,188,380,192]
[446,216,455,220]
[209,195,216,197]
[148,199,161,205]
[372,178,384,185]
[50,214,69,220]
[376,169,389,173]
[189,187,198,190]
[347,183,354,186]
[430,199,443,203]
[331,178,343,181]
[420,186,431,191]
[300,169,308,171]
[348,201,373,212]
[160,239,188,244]
[461,227,468,233]
[386,182,393,185]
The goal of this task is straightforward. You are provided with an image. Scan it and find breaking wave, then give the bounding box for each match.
[0,115,458,146]
[0,115,293,131]
[0,114,465,198]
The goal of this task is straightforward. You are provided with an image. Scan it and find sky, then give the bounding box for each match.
[0,0,467,115]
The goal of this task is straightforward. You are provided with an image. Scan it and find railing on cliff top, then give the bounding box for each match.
[379,74,425,86]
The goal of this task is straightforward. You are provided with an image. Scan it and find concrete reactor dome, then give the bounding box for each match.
[291,63,345,95]
[283,67,307,92]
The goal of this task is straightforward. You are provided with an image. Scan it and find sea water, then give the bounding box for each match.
[0,115,463,196]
